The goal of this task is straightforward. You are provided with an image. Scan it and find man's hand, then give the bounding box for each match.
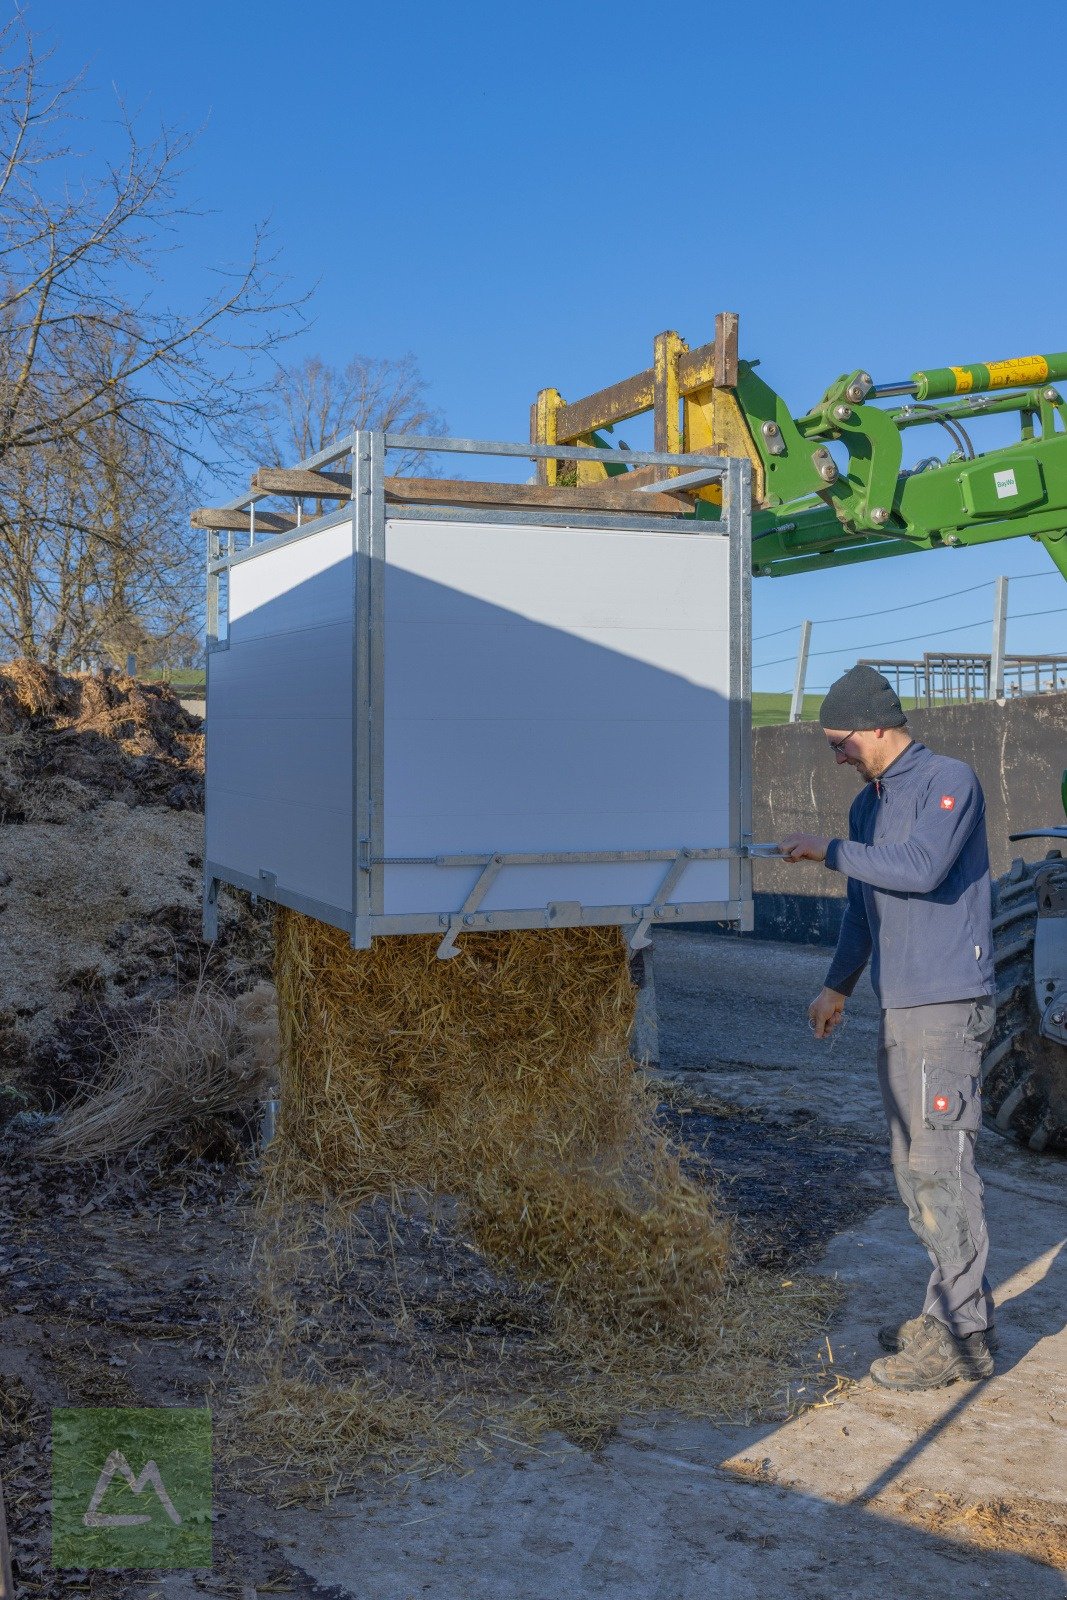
[809,987,846,1039]
[780,833,831,863]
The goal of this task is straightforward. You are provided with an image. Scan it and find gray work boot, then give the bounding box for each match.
[870,1314,995,1391]
[878,1315,999,1358]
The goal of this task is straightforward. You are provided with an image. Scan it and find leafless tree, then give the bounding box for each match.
[260,352,446,483]
[0,14,303,663]
[0,363,203,666]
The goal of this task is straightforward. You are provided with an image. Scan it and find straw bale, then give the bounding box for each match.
[233,912,837,1494]
[267,912,729,1341]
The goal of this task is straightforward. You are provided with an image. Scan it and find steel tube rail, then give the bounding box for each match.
[383,433,732,470]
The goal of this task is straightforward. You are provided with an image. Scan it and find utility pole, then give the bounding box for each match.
[990,576,1009,700]
[790,620,813,722]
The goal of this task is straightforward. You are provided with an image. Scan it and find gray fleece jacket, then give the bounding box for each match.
[823,740,995,1009]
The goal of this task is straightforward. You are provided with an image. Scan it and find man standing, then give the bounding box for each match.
[780,664,997,1391]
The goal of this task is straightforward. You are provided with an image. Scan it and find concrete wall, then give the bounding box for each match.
[749,692,1067,944]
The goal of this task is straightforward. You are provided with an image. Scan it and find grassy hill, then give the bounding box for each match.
[752,692,820,727]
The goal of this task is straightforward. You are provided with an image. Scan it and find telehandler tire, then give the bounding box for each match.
[982,851,1067,1155]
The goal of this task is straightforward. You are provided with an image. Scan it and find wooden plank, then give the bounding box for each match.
[192,507,297,533]
[193,474,692,531]
[251,467,352,499]
[382,477,687,515]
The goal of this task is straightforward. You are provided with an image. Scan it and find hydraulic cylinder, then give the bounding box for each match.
[910,353,1067,401]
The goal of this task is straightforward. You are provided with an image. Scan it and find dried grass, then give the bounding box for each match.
[229,912,837,1497]
[265,912,729,1343]
[38,979,276,1161]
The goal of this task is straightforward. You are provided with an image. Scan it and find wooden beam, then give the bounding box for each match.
[251,467,352,498]
[191,507,297,533]
[193,473,693,532]
[383,477,687,515]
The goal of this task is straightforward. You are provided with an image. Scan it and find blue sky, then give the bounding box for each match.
[45,0,1067,689]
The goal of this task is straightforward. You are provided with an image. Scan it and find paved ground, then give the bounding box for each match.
[217,932,1067,1598]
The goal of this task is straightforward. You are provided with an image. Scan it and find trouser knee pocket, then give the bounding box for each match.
[894,1161,976,1271]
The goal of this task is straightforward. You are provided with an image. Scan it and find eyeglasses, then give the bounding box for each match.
[827,730,856,754]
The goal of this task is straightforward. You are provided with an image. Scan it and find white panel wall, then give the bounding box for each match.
[382,520,734,916]
[206,519,354,917]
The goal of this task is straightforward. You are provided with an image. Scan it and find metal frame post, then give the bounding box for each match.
[991,575,1009,699]
[727,456,753,928]
[790,619,813,722]
[351,431,371,948]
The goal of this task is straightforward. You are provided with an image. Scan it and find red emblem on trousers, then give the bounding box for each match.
[940,795,955,810]
[933,1094,949,1113]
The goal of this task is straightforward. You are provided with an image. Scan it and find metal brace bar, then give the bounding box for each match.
[381,845,739,869]
[436,855,506,959]
[634,467,725,495]
[629,849,695,952]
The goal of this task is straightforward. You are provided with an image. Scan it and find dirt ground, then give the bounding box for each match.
[0,671,1063,1596]
[1,929,1064,1596]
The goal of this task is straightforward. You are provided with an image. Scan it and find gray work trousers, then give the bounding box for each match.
[877,997,996,1338]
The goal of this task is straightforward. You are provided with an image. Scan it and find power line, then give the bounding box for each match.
[752,570,1051,643]
[753,603,1067,672]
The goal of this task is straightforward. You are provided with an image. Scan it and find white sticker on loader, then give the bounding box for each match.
[994,468,1018,499]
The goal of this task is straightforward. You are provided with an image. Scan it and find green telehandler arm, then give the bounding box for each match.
[533,324,1067,1154]
[731,351,1067,583]
[532,322,1067,585]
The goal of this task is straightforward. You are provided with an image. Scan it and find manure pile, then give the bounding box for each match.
[0,659,267,1122]
[237,911,836,1496]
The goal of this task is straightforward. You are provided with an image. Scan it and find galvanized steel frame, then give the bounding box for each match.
[202,432,753,951]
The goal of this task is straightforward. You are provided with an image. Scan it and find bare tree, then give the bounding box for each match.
[261,352,446,481]
[0,15,303,662]
[0,370,203,666]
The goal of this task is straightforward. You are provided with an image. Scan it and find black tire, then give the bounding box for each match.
[983,850,1067,1155]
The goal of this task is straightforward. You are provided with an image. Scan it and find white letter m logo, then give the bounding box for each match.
[82,1450,182,1528]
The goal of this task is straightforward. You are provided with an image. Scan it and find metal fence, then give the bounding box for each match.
[781,572,1067,718]
[857,651,1067,707]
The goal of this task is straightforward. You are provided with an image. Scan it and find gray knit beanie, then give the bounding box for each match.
[818,665,907,731]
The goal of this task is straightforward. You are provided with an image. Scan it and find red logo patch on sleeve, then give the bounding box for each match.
[933,1093,950,1113]
[940,795,955,811]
